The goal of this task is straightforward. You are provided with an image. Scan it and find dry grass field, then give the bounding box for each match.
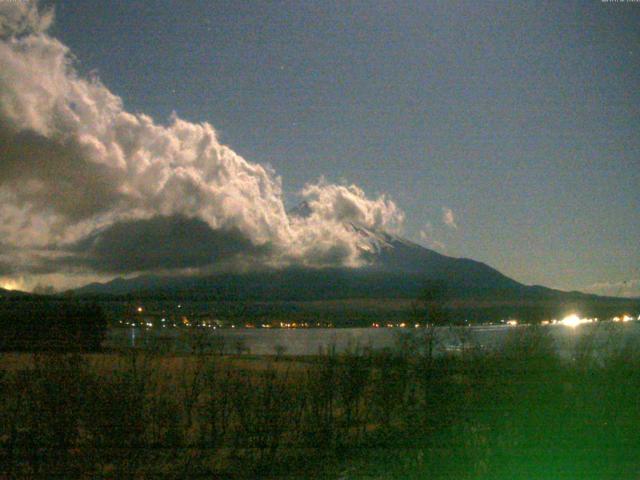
[1,326,639,478]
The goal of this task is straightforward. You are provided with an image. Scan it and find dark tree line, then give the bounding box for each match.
[0,300,107,352]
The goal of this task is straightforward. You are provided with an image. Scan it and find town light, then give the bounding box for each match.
[560,314,581,328]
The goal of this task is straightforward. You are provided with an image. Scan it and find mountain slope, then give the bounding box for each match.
[352,224,521,290]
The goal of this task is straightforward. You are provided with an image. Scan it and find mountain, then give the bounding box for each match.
[73,220,523,298]
[70,218,640,323]
[70,203,639,318]
[73,223,588,301]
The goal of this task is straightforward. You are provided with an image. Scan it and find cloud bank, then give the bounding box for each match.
[0,1,403,290]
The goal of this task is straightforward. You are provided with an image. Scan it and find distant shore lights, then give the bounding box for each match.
[559,314,596,328]
[612,314,634,323]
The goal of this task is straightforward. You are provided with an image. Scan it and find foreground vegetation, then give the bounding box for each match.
[1,324,639,478]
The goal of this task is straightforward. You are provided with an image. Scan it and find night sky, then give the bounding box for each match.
[1,0,639,296]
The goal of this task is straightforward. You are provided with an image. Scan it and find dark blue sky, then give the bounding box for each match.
[49,0,639,294]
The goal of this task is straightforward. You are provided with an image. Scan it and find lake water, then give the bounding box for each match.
[106,321,640,358]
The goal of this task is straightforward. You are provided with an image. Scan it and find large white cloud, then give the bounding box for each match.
[0,0,52,38]
[0,1,403,289]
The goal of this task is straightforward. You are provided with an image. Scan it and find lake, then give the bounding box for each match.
[106,321,640,358]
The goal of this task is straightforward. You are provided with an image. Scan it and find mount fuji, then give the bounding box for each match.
[69,208,639,322]
[72,207,578,302]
